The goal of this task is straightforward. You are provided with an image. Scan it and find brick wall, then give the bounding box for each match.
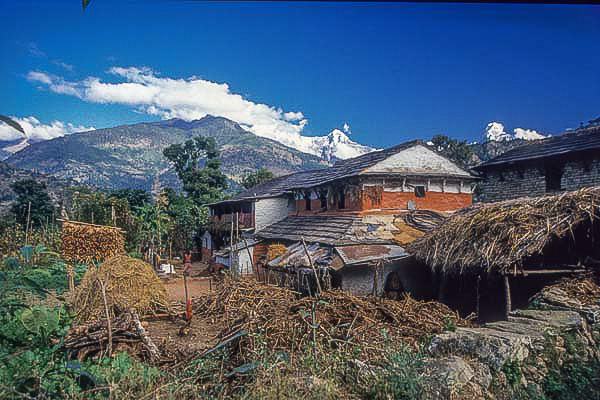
[380,191,472,211]
[478,155,600,203]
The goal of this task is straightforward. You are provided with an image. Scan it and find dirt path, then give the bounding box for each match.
[162,276,216,302]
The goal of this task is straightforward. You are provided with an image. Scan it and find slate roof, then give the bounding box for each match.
[474,126,600,170]
[212,140,476,206]
[256,215,359,245]
[335,244,408,266]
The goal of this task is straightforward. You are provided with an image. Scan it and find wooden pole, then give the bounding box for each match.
[184,274,189,306]
[503,275,511,320]
[98,279,112,357]
[301,237,322,295]
[243,238,255,277]
[229,215,234,272]
[476,274,481,321]
[25,201,31,245]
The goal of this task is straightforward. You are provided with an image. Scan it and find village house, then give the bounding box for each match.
[475,125,600,203]
[205,140,479,295]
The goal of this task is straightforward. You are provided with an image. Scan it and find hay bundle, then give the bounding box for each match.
[61,221,125,263]
[409,187,600,275]
[267,243,287,262]
[72,255,169,322]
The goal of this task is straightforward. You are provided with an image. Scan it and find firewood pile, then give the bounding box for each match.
[531,275,600,307]
[194,275,472,361]
[61,221,125,263]
[64,311,160,361]
[71,255,171,322]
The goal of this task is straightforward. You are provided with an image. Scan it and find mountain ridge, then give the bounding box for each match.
[5,115,330,191]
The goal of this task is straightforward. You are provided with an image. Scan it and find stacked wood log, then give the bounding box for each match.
[71,255,171,322]
[61,221,125,263]
[65,311,160,361]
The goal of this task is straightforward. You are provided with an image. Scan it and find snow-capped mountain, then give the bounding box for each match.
[485,122,549,142]
[248,121,376,161]
[0,139,37,160]
[303,127,377,162]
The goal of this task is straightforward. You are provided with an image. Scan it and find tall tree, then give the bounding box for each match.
[10,179,55,227]
[109,188,151,211]
[241,168,274,189]
[429,135,476,169]
[163,136,227,205]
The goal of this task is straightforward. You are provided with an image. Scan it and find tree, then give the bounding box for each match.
[241,168,274,189]
[163,136,227,205]
[109,188,151,211]
[10,179,56,228]
[429,135,476,169]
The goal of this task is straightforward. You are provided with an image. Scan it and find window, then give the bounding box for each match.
[414,185,426,198]
[319,190,327,209]
[338,188,346,209]
[304,191,311,211]
[545,164,563,191]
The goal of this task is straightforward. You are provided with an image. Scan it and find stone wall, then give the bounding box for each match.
[478,155,600,203]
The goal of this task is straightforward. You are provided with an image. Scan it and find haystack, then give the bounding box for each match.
[408,187,600,276]
[72,255,169,322]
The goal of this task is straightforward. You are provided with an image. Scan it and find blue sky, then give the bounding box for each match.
[1,1,599,148]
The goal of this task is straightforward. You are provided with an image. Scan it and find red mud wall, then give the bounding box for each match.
[378,191,472,211]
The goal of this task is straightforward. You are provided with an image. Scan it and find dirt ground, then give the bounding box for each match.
[145,267,223,355]
[162,276,216,302]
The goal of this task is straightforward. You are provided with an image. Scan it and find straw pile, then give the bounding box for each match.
[61,221,125,263]
[409,187,600,275]
[71,255,170,322]
[195,275,471,361]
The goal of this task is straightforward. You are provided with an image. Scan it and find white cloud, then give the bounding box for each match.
[0,116,94,141]
[27,67,312,148]
[27,42,46,58]
[52,60,75,72]
[343,123,351,133]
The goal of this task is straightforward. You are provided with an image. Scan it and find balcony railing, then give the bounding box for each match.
[211,212,254,229]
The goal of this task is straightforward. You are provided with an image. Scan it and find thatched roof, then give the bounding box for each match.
[408,187,600,276]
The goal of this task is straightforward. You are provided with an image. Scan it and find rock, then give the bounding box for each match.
[427,327,532,371]
[422,356,476,399]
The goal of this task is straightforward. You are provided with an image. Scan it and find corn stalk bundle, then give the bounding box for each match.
[408,187,600,276]
[61,221,125,263]
[266,243,287,262]
[71,255,170,322]
[194,275,471,361]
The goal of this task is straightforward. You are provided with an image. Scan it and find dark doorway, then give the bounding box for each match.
[545,164,563,192]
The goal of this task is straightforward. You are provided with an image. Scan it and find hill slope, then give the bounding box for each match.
[6,116,329,191]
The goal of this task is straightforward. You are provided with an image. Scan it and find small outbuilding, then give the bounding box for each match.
[408,187,600,321]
